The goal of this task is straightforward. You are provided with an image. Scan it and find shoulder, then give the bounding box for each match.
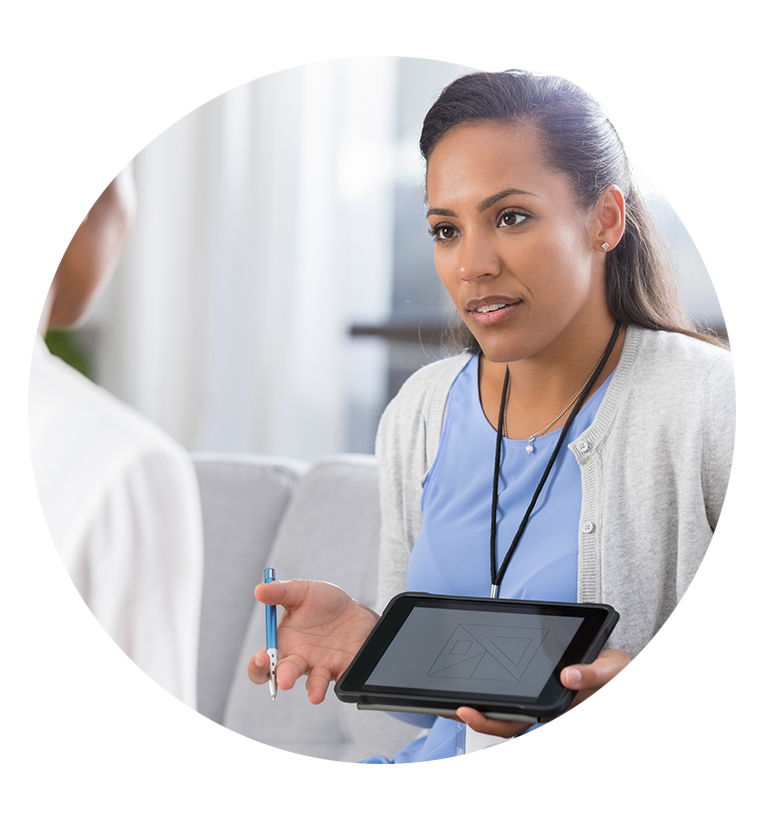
[380,353,473,426]
[376,352,472,481]
[29,341,200,557]
[29,339,193,505]
[617,326,734,407]
[30,339,187,462]
[625,326,732,380]
[395,352,473,394]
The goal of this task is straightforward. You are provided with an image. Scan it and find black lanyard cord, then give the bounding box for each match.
[489,322,622,596]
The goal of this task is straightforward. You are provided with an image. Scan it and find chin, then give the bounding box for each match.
[476,321,572,364]
[48,311,88,331]
[48,278,107,331]
[475,335,530,365]
[48,288,97,330]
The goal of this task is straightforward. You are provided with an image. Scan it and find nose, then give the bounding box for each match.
[457,230,501,282]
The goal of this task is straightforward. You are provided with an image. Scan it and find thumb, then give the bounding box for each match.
[559,664,594,690]
[560,648,630,692]
[254,579,288,605]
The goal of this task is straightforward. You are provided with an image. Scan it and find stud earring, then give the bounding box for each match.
[601,242,610,251]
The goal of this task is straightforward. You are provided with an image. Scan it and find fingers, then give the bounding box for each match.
[561,647,630,690]
[254,579,296,607]
[248,648,332,703]
[305,667,333,705]
[247,650,270,685]
[560,650,639,716]
[248,649,309,692]
[253,578,351,619]
[248,578,365,703]
[560,648,631,696]
[560,664,585,691]
[454,707,532,739]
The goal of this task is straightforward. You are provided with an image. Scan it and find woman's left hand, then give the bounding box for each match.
[455,647,631,738]
[559,647,631,704]
[456,650,735,737]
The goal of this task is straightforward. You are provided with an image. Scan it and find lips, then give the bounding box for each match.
[467,296,521,325]
[467,296,521,313]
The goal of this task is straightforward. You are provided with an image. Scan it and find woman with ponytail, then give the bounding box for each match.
[248,70,735,763]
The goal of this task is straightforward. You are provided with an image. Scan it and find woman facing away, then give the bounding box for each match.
[28,56,202,763]
[247,69,735,762]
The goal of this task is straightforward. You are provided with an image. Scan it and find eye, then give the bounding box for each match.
[428,224,458,241]
[498,210,529,228]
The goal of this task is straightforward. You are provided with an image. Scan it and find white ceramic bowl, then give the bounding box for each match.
[683,693,735,763]
[557,740,719,763]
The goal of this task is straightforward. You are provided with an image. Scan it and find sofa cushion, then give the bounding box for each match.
[193,453,308,723]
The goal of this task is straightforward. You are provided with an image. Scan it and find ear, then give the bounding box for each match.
[60,130,97,224]
[593,184,625,252]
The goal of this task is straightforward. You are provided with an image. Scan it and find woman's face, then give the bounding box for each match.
[426,121,611,365]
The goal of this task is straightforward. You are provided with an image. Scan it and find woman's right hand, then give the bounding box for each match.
[247,579,379,705]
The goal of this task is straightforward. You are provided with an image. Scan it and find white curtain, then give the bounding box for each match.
[91,58,398,462]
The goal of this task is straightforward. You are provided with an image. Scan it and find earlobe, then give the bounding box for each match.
[595,184,625,252]
[61,131,93,224]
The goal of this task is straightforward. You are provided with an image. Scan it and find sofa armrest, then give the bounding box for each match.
[477,711,684,763]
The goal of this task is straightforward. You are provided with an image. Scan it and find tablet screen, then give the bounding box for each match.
[335,593,619,719]
[366,604,584,700]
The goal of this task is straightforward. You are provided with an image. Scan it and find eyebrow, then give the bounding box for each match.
[427,188,537,218]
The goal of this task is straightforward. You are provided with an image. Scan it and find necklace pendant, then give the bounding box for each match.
[526,437,535,454]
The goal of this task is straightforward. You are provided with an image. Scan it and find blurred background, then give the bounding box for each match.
[45,56,726,464]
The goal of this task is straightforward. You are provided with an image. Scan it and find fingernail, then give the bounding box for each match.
[566,667,582,689]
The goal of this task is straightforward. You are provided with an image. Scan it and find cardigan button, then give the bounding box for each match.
[576,440,590,453]
[582,521,595,534]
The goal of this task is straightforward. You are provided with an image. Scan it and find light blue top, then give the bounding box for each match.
[362,354,611,763]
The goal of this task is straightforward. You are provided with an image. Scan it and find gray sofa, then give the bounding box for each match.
[192,452,419,762]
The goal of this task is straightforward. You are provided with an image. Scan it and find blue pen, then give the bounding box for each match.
[264,567,278,701]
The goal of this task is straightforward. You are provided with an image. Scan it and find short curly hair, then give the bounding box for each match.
[28,56,144,209]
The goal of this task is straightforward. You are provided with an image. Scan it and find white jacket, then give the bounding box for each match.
[29,337,204,706]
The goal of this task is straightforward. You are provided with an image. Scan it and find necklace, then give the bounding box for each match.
[489,322,622,597]
[503,336,618,454]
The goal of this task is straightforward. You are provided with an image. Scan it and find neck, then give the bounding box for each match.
[479,321,624,439]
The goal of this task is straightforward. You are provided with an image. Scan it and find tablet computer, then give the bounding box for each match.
[334,593,619,722]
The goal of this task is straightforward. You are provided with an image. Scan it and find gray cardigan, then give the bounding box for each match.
[374,326,735,660]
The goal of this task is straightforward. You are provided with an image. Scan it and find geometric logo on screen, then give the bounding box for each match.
[426,623,548,682]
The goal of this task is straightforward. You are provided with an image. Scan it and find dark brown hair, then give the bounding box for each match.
[420,70,725,351]
[28,55,144,209]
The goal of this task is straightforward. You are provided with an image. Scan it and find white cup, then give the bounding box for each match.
[683,693,735,763]
[557,740,719,763]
